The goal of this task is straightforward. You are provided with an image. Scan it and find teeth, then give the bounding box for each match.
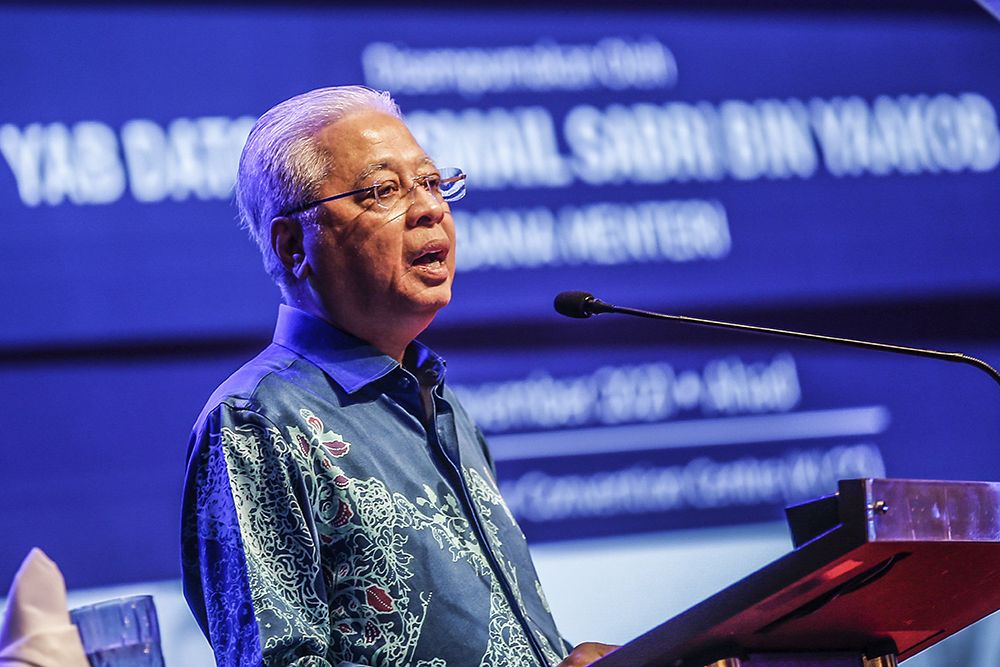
[414,251,443,265]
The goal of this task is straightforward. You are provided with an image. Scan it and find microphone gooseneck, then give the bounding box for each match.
[552,291,1000,388]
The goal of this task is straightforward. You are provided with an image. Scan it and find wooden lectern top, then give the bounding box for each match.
[594,478,1000,667]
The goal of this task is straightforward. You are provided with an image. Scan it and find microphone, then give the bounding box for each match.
[553,291,1000,388]
[553,290,615,318]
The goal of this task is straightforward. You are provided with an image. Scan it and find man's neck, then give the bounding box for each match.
[282,293,431,364]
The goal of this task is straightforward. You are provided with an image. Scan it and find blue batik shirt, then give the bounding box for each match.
[181,305,569,667]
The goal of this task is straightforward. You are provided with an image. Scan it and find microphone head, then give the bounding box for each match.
[554,291,597,318]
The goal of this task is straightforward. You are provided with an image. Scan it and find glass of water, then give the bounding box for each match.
[69,595,166,667]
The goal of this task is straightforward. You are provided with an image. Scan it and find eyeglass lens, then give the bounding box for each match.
[373,168,466,210]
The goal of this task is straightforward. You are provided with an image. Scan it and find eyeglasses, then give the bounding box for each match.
[281,167,466,217]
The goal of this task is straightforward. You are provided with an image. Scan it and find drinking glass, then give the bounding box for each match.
[69,595,165,667]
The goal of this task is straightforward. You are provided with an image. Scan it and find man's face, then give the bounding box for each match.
[301,110,456,339]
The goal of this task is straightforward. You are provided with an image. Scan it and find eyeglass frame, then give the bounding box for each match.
[279,167,466,217]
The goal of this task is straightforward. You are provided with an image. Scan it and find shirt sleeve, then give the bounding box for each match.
[181,402,334,667]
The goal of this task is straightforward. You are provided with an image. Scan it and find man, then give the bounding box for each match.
[181,86,616,666]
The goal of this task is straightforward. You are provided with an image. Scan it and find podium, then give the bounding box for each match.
[593,478,1000,667]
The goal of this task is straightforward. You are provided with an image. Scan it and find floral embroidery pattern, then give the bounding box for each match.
[186,402,567,666]
[194,421,328,665]
[322,476,430,665]
[465,467,565,666]
[288,408,351,458]
[395,484,539,667]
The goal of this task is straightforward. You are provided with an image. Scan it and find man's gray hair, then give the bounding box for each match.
[235,85,402,284]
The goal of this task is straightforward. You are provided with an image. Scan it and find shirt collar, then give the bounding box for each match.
[271,304,447,394]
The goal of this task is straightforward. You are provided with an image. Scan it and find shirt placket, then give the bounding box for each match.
[424,382,549,666]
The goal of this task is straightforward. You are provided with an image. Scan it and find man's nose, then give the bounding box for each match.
[405,184,446,228]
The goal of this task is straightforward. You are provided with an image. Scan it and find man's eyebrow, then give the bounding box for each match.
[354,162,389,189]
[353,157,438,188]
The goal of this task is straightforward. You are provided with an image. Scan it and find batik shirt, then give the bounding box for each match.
[181,305,569,667]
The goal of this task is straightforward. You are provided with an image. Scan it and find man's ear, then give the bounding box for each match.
[271,216,310,280]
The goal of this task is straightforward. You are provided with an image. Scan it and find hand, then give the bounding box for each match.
[556,641,619,666]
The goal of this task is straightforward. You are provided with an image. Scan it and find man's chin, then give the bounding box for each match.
[408,284,452,316]
[424,290,452,315]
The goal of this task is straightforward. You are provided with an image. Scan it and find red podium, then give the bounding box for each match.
[594,479,1000,667]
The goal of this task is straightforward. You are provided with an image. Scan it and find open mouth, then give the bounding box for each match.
[411,242,450,269]
[412,249,447,266]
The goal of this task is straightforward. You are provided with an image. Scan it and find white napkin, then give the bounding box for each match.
[0,548,89,667]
